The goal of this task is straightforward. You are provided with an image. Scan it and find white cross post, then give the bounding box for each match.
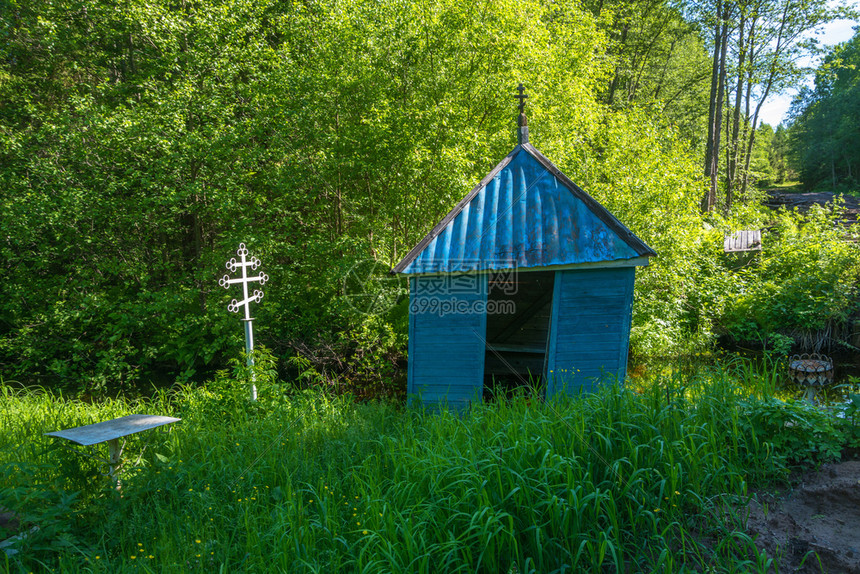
[219,243,268,400]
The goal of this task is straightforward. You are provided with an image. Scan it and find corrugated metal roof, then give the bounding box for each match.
[394,144,656,274]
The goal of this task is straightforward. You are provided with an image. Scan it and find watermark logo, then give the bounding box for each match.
[488,266,518,295]
[341,259,407,316]
[409,296,516,316]
[412,259,519,295]
[342,258,520,317]
[409,258,519,317]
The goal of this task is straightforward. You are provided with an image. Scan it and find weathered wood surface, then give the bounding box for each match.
[546,267,635,396]
[723,229,762,253]
[407,276,487,407]
[45,414,180,446]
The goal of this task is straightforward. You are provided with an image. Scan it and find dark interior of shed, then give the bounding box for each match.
[483,270,555,400]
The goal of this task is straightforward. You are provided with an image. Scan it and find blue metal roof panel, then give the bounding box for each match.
[395,145,652,274]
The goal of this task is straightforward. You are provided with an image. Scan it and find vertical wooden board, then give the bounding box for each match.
[546,271,562,396]
[407,275,488,408]
[407,277,417,402]
[546,267,635,397]
[617,267,635,383]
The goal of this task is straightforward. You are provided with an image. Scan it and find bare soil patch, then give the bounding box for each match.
[746,460,860,573]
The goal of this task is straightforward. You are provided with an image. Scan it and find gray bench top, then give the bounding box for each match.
[45,414,180,446]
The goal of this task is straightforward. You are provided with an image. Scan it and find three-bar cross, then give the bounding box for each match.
[515,83,528,114]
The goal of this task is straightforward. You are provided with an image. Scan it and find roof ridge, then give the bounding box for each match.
[520,143,656,258]
[391,146,524,274]
[392,144,655,274]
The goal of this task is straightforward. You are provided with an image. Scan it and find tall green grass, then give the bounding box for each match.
[1,362,804,573]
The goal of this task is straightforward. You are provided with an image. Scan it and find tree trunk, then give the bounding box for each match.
[739,18,756,199]
[653,37,678,100]
[740,16,758,200]
[832,151,837,189]
[707,5,731,211]
[743,1,791,197]
[726,11,747,215]
[702,0,725,212]
[607,22,630,105]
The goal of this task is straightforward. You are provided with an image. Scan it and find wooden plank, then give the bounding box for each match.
[407,277,417,399]
[556,325,624,338]
[724,229,762,252]
[554,332,625,344]
[412,383,481,395]
[408,275,487,405]
[617,266,635,381]
[558,288,628,302]
[410,385,481,404]
[546,267,633,396]
[548,357,622,369]
[558,342,622,356]
[549,365,621,379]
[45,415,180,446]
[485,344,546,354]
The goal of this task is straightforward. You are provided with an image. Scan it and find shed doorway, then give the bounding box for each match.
[483,270,555,400]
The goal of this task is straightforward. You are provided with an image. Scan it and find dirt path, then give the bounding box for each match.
[766,190,860,225]
[746,460,860,573]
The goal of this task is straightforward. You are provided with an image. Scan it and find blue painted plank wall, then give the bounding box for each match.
[546,267,635,396]
[407,275,488,408]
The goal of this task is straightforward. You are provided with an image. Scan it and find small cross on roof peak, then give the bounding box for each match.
[515,83,528,114]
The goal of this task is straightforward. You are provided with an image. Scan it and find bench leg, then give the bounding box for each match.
[107,438,123,489]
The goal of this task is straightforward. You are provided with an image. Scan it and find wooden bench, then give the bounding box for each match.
[46,414,180,484]
[724,229,762,253]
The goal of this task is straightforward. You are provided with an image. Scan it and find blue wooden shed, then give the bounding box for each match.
[393,90,656,407]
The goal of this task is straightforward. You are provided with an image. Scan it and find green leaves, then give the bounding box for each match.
[0,0,618,392]
[790,28,860,190]
[739,396,844,465]
[721,203,860,347]
[2,0,853,390]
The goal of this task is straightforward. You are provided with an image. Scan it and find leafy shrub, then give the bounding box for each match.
[739,397,844,465]
[0,463,84,558]
[834,386,860,450]
[721,202,860,350]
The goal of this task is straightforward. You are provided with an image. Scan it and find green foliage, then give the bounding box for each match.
[0,0,614,392]
[554,106,715,355]
[789,29,860,190]
[748,124,776,188]
[830,381,860,450]
[721,203,860,348]
[767,125,797,184]
[739,397,844,465]
[0,0,856,392]
[582,0,711,142]
[0,463,83,557]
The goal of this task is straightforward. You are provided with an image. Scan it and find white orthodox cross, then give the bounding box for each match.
[220,243,268,400]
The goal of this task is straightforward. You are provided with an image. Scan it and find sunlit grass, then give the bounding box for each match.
[0,360,830,573]
[766,180,803,192]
